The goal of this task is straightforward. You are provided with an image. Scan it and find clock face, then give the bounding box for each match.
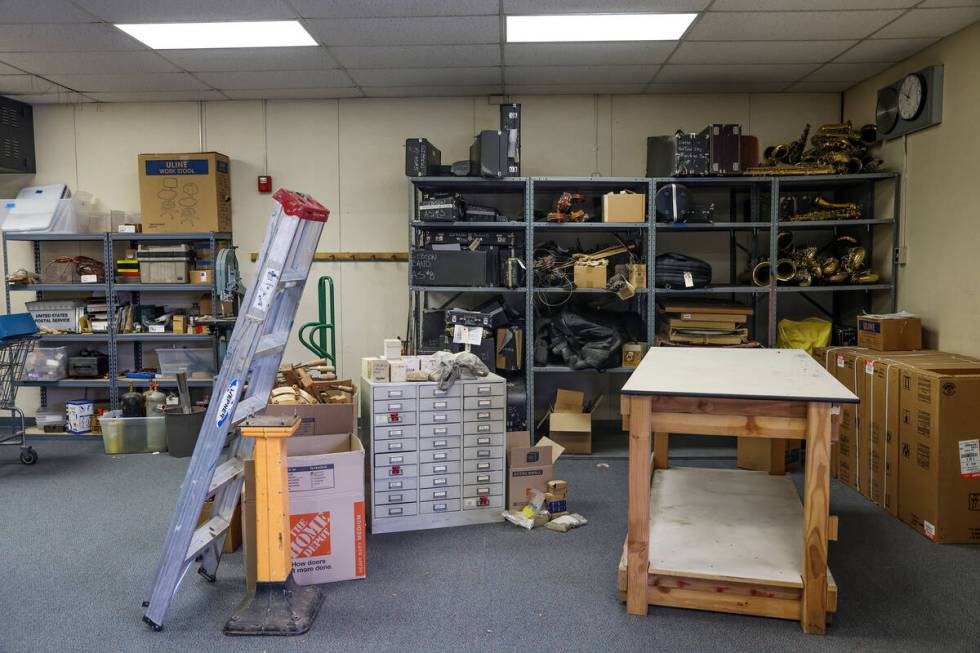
[898,73,925,121]
[876,87,899,135]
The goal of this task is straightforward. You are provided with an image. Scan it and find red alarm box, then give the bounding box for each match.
[257,175,272,193]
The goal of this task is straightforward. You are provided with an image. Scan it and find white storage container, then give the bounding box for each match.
[35,408,67,433]
[1,185,79,234]
[98,410,167,454]
[25,299,86,332]
[22,346,68,382]
[156,347,215,378]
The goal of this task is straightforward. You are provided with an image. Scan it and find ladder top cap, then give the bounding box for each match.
[272,188,330,222]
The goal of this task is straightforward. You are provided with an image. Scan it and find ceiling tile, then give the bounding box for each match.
[86,90,229,102]
[5,92,94,104]
[221,88,365,100]
[712,0,915,9]
[195,69,354,90]
[0,74,65,94]
[45,72,210,92]
[671,40,856,65]
[0,1,99,23]
[506,65,658,85]
[0,24,146,51]
[836,37,939,62]
[504,0,709,12]
[505,83,649,95]
[688,10,904,40]
[72,0,297,22]
[350,67,501,87]
[647,82,789,93]
[804,62,892,82]
[656,63,819,83]
[874,7,980,38]
[362,85,502,97]
[161,47,337,72]
[784,81,851,92]
[292,0,498,18]
[505,42,675,66]
[332,45,500,69]
[0,51,178,74]
[305,16,499,46]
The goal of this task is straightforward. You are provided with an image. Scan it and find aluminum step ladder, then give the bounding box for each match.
[142,189,329,631]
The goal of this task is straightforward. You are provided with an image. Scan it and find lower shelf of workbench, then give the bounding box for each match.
[617,467,837,622]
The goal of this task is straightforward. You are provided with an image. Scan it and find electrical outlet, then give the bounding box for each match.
[894,245,908,265]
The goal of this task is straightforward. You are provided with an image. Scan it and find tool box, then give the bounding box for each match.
[137,243,194,284]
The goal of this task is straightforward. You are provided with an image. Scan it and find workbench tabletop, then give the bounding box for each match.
[621,347,858,403]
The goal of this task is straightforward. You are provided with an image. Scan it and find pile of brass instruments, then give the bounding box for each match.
[750,233,880,287]
[746,122,883,176]
[781,195,863,221]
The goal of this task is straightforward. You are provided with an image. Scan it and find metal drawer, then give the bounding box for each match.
[463,395,506,410]
[374,412,416,426]
[373,398,417,414]
[418,397,461,412]
[463,408,505,423]
[375,425,417,440]
[419,449,460,464]
[419,473,459,489]
[419,410,460,425]
[463,482,503,499]
[419,423,461,438]
[463,495,504,510]
[419,436,461,450]
[419,385,460,399]
[375,464,417,480]
[463,470,504,486]
[420,499,460,514]
[463,382,504,397]
[463,421,505,435]
[376,504,418,518]
[373,385,417,400]
[463,433,505,448]
[462,459,503,473]
[462,445,504,461]
[374,477,417,492]
[375,438,416,453]
[376,489,417,505]
[419,486,460,502]
[420,461,461,476]
[374,451,418,468]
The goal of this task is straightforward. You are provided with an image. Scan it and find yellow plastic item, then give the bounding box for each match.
[776,317,832,355]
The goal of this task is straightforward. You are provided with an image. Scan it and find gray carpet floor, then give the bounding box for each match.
[1,439,978,653]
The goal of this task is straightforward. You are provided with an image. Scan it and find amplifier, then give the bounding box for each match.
[405,138,441,177]
[708,124,742,175]
[411,250,499,287]
[446,308,493,329]
[68,351,108,378]
[469,130,508,179]
[427,231,521,248]
[646,130,710,177]
[463,204,499,222]
[418,193,462,222]
[500,103,521,176]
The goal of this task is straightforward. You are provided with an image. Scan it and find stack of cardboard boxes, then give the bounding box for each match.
[820,314,980,544]
[657,300,752,346]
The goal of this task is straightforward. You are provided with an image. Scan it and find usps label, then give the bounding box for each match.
[865,360,875,375]
[453,324,482,346]
[959,439,980,479]
[288,462,336,492]
[683,271,694,288]
[923,520,936,540]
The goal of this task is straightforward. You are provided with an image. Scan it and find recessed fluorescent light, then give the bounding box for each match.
[506,13,696,43]
[115,21,317,49]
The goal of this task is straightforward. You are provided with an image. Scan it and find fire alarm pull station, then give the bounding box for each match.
[257,175,272,193]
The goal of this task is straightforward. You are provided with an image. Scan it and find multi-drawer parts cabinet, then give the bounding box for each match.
[361,374,507,533]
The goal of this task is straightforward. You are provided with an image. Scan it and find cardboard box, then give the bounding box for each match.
[172,315,186,335]
[506,431,565,511]
[898,366,980,543]
[857,314,922,351]
[625,263,647,289]
[138,152,231,233]
[192,269,212,285]
[622,342,648,368]
[383,338,402,360]
[389,360,407,383]
[547,389,602,455]
[361,357,389,383]
[573,261,607,289]
[263,402,355,438]
[196,294,213,317]
[198,497,242,554]
[602,190,646,223]
[736,437,802,472]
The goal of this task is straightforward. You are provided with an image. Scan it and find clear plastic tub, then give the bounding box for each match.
[36,408,67,433]
[156,347,215,378]
[98,410,167,454]
[22,346,68,382]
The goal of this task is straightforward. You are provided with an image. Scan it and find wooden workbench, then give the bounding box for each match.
[618,348,856,634]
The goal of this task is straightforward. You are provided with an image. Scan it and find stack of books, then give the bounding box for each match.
[657,300,753,346]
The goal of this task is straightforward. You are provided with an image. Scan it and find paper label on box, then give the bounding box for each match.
[453,324,483,345]
[958,439,980,479]
[148,324,165,333]
[865,360,875,375]
[290,511,331,558]
[118,224,137,233]
[80,274,98,284]
[837,355,845,368]
[923,520,936,540]
[254,268,279,312]
[681,313,692,320]
[288,462,336,492]
[683,271,694,288]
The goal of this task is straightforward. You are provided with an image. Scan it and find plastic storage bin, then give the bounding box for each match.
[22,346,68,382]
[35,409,67,433]
[98,410,167,454]
[156,347,215,378]
[1,185,79,234]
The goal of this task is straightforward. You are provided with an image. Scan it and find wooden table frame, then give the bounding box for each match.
[620,395,840,634]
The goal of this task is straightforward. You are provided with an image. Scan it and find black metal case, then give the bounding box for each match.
[646,131,711,176]
[411,250,500,286]
[469,130,508,179]
[405,138,441,177]
[707,124,742,175]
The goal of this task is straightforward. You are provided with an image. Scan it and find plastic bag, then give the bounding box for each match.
[776,317,832,355]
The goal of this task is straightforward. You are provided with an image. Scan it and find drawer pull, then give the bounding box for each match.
[433,465,447,473]
[477,462,490,470]
[478,386,491,395]
[390,429,403,437]
[434,503,447,511]
[433,491,447,499]
[390,494,403,502]
[388,481,403,489]
[477,487,490,495]
[478,399,491,407]
[434,401,447,409]
[434,414,447,422]
[477,412,490,420]
[477,449,491,458]
[387,403,402,411]
[434,427,447,435]
[477,437,490,445]
[476,474,490,483]
[433,477,447,486]
[477,424,490,432]
[389,507,403,515]
[434,452,447,461]
[389,442,403,450]
[388,390,403,398]
[388,455,404,464]
[434,439,447,448]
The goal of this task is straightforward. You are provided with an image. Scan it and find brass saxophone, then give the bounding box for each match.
[786,196,862,221]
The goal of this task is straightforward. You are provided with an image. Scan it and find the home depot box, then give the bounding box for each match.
[506,431,564,511]
[547,389,602,455]
[856,314,922,351]
[138,152,232,233]
[898,367,980,543]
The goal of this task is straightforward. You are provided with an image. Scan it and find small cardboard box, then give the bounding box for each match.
[138,152,232,234]
[602,190,646,223]
[506,431,565,511]
[171,314,186,335]
[622,342,648,368]
[625,263,647,289]
[736,438,802,472]
[193,269,212,285]
[361,357,389,383]
[547,389,602,455]
[573,260,607,289]
[383,338,402,360]
[857,314,922,351]
[389,360,408,383]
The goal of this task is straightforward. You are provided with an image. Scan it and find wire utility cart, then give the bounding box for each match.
[0,329,40,464]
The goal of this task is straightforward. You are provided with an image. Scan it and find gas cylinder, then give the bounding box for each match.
[143,382,166,416]
[121,383,145,417]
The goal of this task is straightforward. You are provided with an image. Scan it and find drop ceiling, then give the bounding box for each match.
[0,0,977,103]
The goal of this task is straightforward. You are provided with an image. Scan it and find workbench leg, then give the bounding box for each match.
[769,439,787,475]
[627,396,652,616]
[653,432,669,470]
[802,402,831,634]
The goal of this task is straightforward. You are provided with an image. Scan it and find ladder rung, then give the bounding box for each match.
[232,395,266,425]
[185,516,231,563]
[207,457,244,497]
[280,271,307,284]
[254,331,289,358]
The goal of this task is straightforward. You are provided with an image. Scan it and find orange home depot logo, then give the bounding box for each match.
[290,512,331,559]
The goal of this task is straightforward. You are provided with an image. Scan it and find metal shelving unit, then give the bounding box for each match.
[2,230,232,417]
[408,173,900,436]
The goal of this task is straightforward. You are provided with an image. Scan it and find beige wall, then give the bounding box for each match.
[4,92,841,416]
[844,21,980,355]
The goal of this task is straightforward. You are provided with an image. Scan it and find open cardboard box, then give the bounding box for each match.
[506,431,565,511]
[546,389,602,455]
